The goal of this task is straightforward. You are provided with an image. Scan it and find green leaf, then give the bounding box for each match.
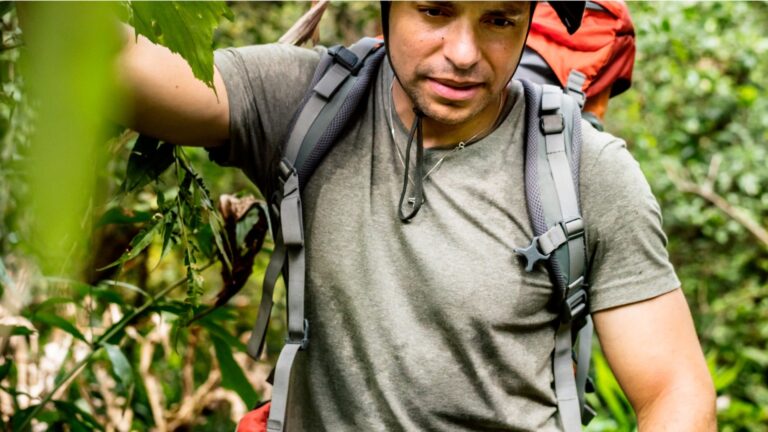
[99,216,163,270]
[53,401,104,431]
[122,135,175,193]
[33,311,87,342]
[0,360,12,381]
[34,296,77,312]
[199,316,247,353]
[96,207,152,227]
[8,325,35,336]
[211,335,258,407]
[103,343,134,387]
[129,1,232,89]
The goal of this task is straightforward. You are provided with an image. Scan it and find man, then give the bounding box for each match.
[120,2,716,430]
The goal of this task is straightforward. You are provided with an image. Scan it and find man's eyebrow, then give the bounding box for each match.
[486,2,528,16]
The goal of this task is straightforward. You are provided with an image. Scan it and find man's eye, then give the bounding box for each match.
[488,17,514,28]
[420,7,446,17]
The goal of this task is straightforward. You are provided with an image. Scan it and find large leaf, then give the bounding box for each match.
[32,311,87,342]
[96,206,152,227]
[103,343,134,388]
[200,315,247,353]
[121,135,175,193]
[129,1,233,89]
[53,400,105,432]
[99,215,163,270]
[211,334,258,408]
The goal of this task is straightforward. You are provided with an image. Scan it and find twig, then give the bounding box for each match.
[665,161,768,249]
[139,332,166,432]
[278,0,329,46]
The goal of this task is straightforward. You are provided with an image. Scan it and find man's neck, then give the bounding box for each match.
[392,80,505,150]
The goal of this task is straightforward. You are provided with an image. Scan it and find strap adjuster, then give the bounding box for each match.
[541,113,564,135]
[560,217,584,240]
[562,282,587,323]
[278,158,296,183]
[286,319,310,350]
[328,45,362,74]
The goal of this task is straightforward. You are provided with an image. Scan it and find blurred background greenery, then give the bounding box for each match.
[0,1,765,431]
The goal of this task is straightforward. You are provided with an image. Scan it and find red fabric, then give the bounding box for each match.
[527,0,635,98]
[236,402,271,432]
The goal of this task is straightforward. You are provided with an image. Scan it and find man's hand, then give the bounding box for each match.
[117,26,230,147]
[593,289,717,431]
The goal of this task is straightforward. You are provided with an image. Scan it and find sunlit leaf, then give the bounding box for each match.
[129,1,233,89]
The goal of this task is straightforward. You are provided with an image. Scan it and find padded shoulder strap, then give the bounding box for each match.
[283,37,385,187]
[516,79,593,431]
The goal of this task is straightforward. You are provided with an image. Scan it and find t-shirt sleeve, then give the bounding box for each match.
[207,43,325,194]
[579,122,681,312]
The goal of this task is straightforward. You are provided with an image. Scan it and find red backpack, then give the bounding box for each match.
[525,0,635,99]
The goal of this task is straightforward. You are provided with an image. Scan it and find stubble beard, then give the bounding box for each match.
[400,74,495,127]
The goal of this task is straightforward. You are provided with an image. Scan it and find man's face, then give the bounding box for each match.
[388,1,531,126]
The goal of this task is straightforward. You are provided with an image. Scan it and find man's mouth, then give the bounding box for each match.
[427,77,483,102]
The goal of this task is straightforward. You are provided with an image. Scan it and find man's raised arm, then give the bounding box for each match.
[117,25,230,147]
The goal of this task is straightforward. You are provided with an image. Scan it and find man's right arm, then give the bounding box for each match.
[117,25,229,147]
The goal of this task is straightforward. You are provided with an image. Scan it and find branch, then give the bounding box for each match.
[665,161,768,249]
[278,0,329,46]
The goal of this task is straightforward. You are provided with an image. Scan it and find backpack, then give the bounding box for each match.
[515,0,636,131]
[239,37,593,432]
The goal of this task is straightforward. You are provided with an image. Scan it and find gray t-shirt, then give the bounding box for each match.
[211,44,680,432]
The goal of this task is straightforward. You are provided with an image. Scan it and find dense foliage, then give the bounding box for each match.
[0,2,765,431]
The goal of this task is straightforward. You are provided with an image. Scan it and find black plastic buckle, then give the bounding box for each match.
[328,45,362,74]
[563,286,587,323]
[286,319,310,350]
[559,217,584,241]
[540,113,564,135]
[514,236,551,272]
[278,158,296,183]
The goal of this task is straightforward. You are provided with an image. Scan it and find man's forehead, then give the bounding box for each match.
[426,1,530,14]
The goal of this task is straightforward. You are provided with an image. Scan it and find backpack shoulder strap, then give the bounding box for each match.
[284,37,386,186]
[243,37,385,432]
[515,79,594,431]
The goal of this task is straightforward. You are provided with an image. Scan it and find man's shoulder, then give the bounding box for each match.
[578,120,628,173]
[214,43,327,84]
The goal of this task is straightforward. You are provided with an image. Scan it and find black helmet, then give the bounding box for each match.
[380,1,586,39]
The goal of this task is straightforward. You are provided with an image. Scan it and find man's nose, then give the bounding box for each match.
[442,21,481,70]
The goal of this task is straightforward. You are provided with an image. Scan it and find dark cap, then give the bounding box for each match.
[380,1,586,37]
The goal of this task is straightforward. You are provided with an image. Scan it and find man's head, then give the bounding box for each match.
[381,1,584,128]
[385,2,533,126]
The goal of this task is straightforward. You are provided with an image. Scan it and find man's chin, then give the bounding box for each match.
[420,104,479,126]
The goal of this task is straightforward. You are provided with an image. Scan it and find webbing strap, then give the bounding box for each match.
[541,85,585,292]
[266,342,302,432]
[246,234,287,359]
[565,70,587,109]
[576,316,594,414]
[554,322,582,432]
